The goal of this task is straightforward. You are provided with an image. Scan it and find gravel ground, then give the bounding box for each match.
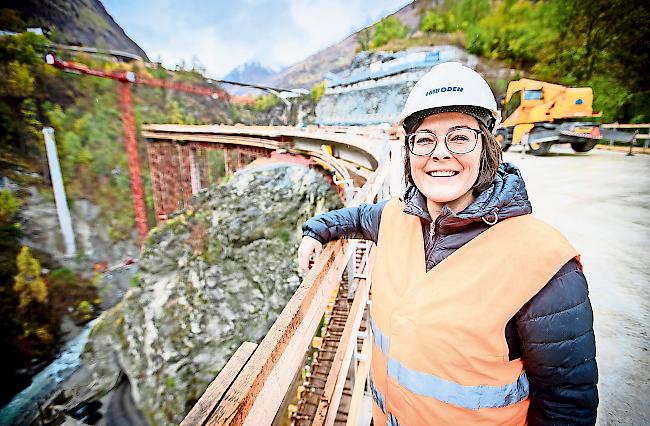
[504,145,650,426]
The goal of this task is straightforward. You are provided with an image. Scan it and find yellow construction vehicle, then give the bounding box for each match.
[496,79,602,155]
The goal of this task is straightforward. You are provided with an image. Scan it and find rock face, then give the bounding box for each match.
[316,46,478,126]
[19,187,139,308]
[83,163,342,425]
[236,96,317,126]
[5,0,149,60]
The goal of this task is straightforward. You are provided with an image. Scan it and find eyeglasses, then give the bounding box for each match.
[405,127,483,156]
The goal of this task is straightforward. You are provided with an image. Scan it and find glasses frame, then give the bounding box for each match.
[405,126,483,156]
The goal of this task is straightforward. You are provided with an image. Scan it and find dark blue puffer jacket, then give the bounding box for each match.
[302,162,598,425]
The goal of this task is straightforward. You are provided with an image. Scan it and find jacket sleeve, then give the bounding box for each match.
[516,258,598,425]
[301,200,388,244]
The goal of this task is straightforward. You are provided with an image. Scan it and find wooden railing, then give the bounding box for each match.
[177,131,392,425]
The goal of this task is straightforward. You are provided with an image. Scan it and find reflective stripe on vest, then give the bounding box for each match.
[370,316,389,356]
[387,412,400,426]
[369,374,387,414]
[388,357,529,410]
[371,315,529,410]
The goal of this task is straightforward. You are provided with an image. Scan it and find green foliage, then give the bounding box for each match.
[77,300,94,320]
[420,10,446,33]
[449,0,490,31]
[129,272,142,288]
[253,93,280,111]
[309,82,325,103]
[277,229,290,243]
[0,189,21,224]
[2,60,35,97]
[1,31,233,246]
[356,27,372,51]
[467,1,554,66]
[371,16,409,48]
[455,0,649,123]
[165,376,176,389]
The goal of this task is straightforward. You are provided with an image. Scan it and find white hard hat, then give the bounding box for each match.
[399,62,500,133]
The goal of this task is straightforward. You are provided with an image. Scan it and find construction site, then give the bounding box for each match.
[0,1,649,426]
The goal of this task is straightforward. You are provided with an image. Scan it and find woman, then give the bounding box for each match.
[298,63,598,425]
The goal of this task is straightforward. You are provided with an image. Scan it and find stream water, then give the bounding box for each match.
[0,319,97,426]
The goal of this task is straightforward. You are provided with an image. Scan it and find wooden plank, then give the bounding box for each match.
[313,245,374,426]
[352,163,389,206]
[181,342,257,426]
[314,279,368,425]
[206,240,352,425]
[243,271,346,425]
[346,334,371,426]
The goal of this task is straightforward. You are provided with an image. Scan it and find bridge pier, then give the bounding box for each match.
[177,144,193,206]
[146,139,273,223]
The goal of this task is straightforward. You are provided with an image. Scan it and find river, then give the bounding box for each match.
[0,319,97,426]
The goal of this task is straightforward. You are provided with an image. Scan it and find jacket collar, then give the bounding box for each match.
[403,162,532,232]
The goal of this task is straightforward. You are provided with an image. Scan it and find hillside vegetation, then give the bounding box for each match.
[0,29,235,403]
[364,0,649,123]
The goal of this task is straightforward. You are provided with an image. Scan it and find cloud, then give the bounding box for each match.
[103,0,411,77]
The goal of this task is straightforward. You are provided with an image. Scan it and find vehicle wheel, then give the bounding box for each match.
[571,140,597,152]
[527,141,553,156]
[495,129,511,152]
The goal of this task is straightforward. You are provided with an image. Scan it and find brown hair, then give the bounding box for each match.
[403,119,502,196]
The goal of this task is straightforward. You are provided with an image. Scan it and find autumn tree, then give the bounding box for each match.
[14,245,48,310]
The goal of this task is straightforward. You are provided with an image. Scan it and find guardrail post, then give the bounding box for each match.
[627,131,638,157]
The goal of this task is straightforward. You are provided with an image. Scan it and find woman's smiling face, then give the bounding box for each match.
[408,112,483,215]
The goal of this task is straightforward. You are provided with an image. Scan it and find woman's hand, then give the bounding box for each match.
[298,236,323,273]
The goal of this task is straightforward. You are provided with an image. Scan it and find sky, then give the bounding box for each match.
[102,0,412,78]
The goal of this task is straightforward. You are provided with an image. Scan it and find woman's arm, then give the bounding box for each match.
[298,201,387,272]
[301,201,388,244]
[516,258,598,425]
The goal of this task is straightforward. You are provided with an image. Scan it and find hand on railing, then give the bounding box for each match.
[298,236,323,273]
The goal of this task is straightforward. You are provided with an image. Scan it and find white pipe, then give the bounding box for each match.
[42,127,76,257]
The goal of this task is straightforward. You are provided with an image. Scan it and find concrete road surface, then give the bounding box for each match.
[503,145,649,425]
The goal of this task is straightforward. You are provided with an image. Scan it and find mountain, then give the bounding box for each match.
[223,61,277,85]
[264,0,432,89]
[222,61,278,94]
[2,0,149,60]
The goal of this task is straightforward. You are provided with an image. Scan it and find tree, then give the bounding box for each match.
[309,81,325,103]
[371,16,409,48]
[451,0,490,31]
[13,245,48,311]
[356,27,372,51]
[420,9,446,33]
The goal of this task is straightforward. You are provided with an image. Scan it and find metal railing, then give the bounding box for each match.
[601,123,650,154]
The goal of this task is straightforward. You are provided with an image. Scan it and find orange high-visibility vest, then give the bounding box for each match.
[369,198,578,426]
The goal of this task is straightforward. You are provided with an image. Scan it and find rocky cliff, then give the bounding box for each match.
[3,0,149,60]
[82,162,342,425]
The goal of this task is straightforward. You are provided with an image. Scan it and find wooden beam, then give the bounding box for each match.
[206,240,352,425]
[346,333,371,426]
[351,163,389,207]
[313,246,373,425]
[181,342,257,426]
